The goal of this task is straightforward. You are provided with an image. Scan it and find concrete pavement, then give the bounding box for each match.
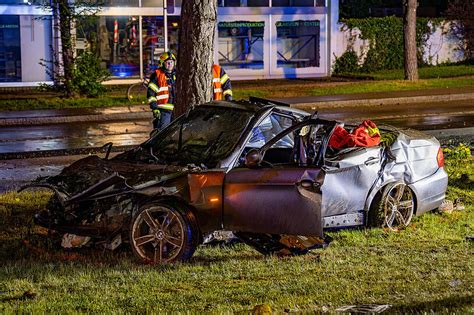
[0,104,151,127]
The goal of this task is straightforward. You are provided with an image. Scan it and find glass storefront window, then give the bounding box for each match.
[218,0,269,6]
[108,16,140,78]
[142,16,179,76]
[272,0,315,6]
[276,20,320,68]
[103,0,139,7]
[0,0,48,4]
[82,16,141,78]
[75,15,180,79]
[0,15,21,82]
[218,21,264,70]
[142,0,182,8]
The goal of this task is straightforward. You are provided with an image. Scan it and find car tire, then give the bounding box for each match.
[368,182,415,231]
[129,203,198,264]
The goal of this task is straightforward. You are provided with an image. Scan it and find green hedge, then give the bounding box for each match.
[334,17,443,74]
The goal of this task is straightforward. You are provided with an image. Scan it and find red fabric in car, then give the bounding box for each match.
[329,120,381,149]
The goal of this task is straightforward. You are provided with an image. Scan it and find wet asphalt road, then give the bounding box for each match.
[0,119,151,154]
[316,99,474,130]
[0,99,473,192]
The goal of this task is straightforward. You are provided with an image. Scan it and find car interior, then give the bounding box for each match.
[239,117,338,168]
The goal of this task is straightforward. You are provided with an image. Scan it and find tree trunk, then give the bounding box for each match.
[175,0,217,117]
[56,0,75,97]
[403,0,418,81]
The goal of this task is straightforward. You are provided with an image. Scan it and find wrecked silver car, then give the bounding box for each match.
[25,99,448,263]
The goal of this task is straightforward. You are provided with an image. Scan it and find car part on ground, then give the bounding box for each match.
[202,230,240,245]
[235,233,330,256]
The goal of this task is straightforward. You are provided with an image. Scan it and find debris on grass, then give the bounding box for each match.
[335,304,391,313]
[453,198,465,211]
[203,230,240,246]
[438,198,466,214]
[252,304,272,314]
[61,233,91,249]
[439,199,455,213]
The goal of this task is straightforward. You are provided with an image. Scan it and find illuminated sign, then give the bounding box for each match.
[276,21,320,27]
[218,21,265,28]
[0,24,19,29]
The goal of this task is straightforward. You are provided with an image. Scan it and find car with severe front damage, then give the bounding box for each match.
[24,98,448,263]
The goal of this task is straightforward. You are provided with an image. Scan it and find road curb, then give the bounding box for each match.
[290,92,474,110]
[0,111,151,127]
[0,144,135,160]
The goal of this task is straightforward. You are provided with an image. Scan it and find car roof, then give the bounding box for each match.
[201,99,311,118]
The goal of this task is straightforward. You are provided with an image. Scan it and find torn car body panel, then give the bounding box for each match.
[187,171,226,232]
[322,146,382,218]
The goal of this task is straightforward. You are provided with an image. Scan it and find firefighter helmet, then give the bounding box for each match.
[159,52,177,67]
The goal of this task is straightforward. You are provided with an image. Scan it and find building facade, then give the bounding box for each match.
[0,0,339,86]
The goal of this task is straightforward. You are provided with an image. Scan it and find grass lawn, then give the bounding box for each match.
[344,64,474,81]
[0,156,473,313]
[235,76,474,100]
[0,65,472,111]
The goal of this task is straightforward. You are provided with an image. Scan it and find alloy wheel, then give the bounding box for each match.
[382,182,414,231]
[131,205,186,264]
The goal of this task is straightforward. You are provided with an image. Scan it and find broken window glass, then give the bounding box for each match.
[144,106,254,168]
[247,113,294,148]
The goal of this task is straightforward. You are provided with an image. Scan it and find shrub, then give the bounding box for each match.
[72,52,110,97]
[333,50,360,74]
[443,143,472,183]
[339,17,441,73]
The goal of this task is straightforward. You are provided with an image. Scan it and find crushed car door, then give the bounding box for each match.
[223,119,335,237]
[322,145,383,218]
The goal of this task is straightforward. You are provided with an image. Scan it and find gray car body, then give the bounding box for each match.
[224,103,447,229]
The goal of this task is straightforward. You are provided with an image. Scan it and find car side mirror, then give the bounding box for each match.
[245,149,262,168]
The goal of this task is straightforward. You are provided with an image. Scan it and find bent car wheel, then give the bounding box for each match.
[377,182,415,231]
[130,203,197,264]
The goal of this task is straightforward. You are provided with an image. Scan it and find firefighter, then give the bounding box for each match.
[212,64,232,101]
[147,52,177,130]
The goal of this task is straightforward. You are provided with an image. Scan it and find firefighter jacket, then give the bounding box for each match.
[147,68,176,111]
[212,64,232,101]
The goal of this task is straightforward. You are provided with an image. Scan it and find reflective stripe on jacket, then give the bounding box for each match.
[212,64,232,101]
[147,69,175,111]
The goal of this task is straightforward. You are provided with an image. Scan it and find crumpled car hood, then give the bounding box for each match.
[37,155,187,196]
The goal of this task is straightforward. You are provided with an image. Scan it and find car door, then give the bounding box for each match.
[322,145,383,218]
[223,119,336,237]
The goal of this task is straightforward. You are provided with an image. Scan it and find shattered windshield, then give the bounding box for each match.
[134,106,254,168]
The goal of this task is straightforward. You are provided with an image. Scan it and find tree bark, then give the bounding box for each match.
[56,0,75,97]
[175,0,217,117]
[403,0,418,81]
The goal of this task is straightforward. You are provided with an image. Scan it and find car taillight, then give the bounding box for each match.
[437,147,444,168]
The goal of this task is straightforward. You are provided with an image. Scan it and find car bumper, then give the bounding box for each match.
[410,167,448,216]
